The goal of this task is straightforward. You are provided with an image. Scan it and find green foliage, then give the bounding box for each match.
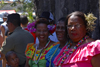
[11,2,17,7]
[28,12,34,23]
[11,0,34,23]
[0,1,5,9]
[23,2,34,12]
[22,2,34,23]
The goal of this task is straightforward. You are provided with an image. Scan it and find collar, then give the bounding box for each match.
[13,26,22,32]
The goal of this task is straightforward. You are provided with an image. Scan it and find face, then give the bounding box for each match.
[36,23,49,42]
[3,18,7,22]
[6,21,12,32]
[56,21,67,41]
[7,53,19,67]
[67,15,86,42]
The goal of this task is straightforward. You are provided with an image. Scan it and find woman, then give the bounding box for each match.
[25,18,59,67]
[54,11,100,67]
[45,17,68,67]
[35,11,58,44]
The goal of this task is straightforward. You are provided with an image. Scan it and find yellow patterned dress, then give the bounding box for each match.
[25,42,59,67]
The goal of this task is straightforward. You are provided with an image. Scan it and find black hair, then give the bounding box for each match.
[7,13,20,26]
[5,51,16,62]
[20,15,28,25]
[35,18,49,28]
[58,17,66,22]
[66,11,87,27]
[58,17,66,28]
[65,11,90,36]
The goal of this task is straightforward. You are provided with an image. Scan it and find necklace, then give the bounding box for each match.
[31,39,51,66]
[49,42,68,67]
[57,36,89,66]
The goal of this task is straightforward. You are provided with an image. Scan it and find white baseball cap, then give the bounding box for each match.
[2,12,9,18]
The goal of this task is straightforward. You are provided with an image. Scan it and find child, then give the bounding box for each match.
[5,51,20,67]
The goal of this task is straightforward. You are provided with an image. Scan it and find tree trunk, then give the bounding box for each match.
[33,0,99,39]
[34,0,55,18]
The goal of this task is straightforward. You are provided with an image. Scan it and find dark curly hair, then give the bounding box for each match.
[35,18,49,28]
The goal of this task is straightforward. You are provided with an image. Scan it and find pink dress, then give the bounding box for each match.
[53,40,100,67]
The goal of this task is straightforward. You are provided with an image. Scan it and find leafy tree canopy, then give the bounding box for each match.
[11,0,35,23]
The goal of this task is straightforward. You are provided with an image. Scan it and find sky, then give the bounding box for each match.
[9,0,15,1]
[9,0,31,2]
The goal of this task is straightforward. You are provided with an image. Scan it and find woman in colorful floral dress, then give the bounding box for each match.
[25,18,59,67]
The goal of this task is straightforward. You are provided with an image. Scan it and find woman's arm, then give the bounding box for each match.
[25,58,30,67]
[0,35,3,47]
[1,26,5,40]
[91,54,100,67]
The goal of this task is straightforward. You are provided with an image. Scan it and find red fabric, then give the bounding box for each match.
[24,28,36,43]
[49,24,56,34]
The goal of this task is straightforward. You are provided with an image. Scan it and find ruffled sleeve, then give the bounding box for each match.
[89,40,100,56]
[64,40,100,64]
[25,43,35,59]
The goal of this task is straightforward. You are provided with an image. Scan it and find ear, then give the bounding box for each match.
[10,22,14,26]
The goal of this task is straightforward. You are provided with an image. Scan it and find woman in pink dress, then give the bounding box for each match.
[54,11,100,67]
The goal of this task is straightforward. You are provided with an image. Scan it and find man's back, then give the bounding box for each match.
[1,27,34,65]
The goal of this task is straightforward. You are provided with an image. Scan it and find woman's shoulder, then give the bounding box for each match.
[46,41,60,56]
[47,44,60,53]
[78,39,100,53]
[45,44,60,61]
[27,43,35,46]
[25,43,36,58]
[25,43,36,50]
[51,41,60,46]
[81,38,94,45]
[45,41,59,52]
[49,41,60,48]
[73,39,100,60]
[86,40,100,52]
[85,39,100,47]
[63,40,100,64]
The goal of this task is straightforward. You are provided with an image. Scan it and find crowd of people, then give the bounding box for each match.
[0,11,99,67]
